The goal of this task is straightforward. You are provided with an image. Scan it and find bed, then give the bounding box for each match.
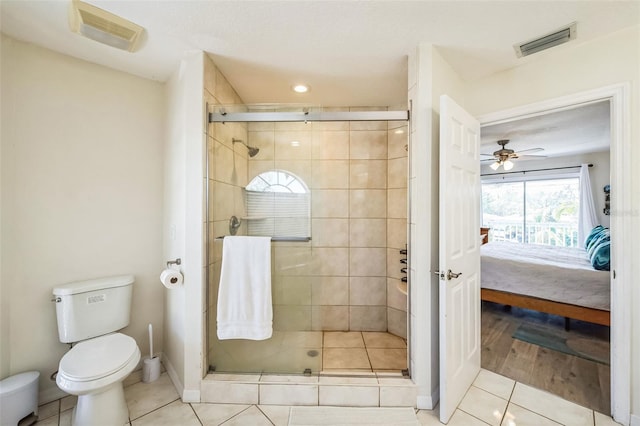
[480,241,611,327]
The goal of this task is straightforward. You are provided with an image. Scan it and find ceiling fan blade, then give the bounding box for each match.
[517,154,548,159]
[514,147,544,155]
[481,158,496,162]
[480,153,495,157]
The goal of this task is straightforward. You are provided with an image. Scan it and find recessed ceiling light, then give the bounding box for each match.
[290,140,300,147]
[292,84,309,93]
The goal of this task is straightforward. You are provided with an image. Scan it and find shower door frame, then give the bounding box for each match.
[205,106,412,376]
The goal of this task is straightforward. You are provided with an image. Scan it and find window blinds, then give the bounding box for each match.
[245,191,311,238]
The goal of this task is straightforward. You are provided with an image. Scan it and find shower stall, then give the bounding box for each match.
[205,101,410,376]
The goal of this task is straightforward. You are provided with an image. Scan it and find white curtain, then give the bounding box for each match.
[578,163,598,247]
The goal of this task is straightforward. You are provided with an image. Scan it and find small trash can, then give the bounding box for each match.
[0,371,39,426]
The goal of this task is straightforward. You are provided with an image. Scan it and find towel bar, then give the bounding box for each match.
[215,236,311,242]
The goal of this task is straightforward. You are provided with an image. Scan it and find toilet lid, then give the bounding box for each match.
[59,333,138,382]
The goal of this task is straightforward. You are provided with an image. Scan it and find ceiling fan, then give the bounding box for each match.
[481,139,546,171]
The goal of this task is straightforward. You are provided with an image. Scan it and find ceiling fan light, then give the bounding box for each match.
[489,161,501,171]
[503,160,514,171]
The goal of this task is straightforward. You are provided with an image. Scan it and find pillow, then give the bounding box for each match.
[585,225,604,249]
[590,240,611,271]
[587,227,609,255]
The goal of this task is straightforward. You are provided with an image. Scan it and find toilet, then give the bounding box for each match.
[52,275,140,426]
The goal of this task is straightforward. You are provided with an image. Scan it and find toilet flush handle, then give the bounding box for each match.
[51,297,61,303]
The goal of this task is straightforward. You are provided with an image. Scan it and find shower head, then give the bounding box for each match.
[232,138,260,158]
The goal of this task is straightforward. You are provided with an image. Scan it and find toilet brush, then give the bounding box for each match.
[149,323,153,360]
[142,323,160,383]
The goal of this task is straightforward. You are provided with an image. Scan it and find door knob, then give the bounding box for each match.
[447,270,462,280]
[433,270,462,280]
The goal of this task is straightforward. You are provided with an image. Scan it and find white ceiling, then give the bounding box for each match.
[481,100,611,160]
[1,1,638,107]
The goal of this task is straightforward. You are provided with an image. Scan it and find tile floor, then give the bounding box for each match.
[322,331,407,371]
[34,367,618,425]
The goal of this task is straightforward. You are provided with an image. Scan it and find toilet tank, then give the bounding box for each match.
[53,275,134,343]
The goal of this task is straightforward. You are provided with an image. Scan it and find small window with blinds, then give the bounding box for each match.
[245,170,310,239]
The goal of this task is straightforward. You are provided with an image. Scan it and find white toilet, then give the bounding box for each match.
[53,275,141,426]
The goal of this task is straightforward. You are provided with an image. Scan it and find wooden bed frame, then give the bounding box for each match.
[481,288,610,327]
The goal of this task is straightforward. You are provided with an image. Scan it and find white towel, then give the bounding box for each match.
[217,236,272,340]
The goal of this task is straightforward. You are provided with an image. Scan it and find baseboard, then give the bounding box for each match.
[630,413,640,426]
[162,353,184,397]
[416,386,439,410]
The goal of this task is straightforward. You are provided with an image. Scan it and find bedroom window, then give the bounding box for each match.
[482,177,580,247]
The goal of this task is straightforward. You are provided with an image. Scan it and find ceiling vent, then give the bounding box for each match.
[514,22,577,58]
[69,0,145,52]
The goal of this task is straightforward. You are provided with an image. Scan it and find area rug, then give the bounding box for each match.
[512,323,609,365]
[288,407,419,425]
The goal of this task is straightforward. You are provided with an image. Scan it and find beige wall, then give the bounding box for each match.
[465,25,639,420]
[1,35,165,403]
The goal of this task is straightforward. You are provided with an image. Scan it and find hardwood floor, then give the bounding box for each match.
[481,301,611,414]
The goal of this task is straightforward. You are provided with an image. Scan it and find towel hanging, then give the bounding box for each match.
[217,236,272,340]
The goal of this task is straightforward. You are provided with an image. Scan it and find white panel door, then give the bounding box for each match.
[439,95,481,424]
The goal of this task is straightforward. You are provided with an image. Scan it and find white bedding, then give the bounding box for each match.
[481,241,611,311]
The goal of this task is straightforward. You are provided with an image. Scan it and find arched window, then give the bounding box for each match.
[245,170,310,239]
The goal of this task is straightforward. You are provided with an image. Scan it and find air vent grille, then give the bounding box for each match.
[69,0,144,52]
[514,23,576,58]
[78,9,137,41]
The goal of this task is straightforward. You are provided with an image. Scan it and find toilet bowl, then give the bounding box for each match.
[56,333,140,426]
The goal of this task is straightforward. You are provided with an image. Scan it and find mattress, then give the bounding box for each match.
[481,241,611,311]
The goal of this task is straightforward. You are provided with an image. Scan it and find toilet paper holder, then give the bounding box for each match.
[166,258,181,268]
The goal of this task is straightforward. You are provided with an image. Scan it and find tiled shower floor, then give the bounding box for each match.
[210,331,407,374]
[322,331,407,372]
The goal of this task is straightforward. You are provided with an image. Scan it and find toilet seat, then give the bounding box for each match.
[60,333,138,382]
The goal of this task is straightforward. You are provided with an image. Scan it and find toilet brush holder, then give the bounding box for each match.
[142,356,160,383]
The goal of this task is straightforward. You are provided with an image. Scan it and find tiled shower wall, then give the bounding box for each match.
[387,123,408,338]
[203,56,249,360]
[246,110,408,333]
